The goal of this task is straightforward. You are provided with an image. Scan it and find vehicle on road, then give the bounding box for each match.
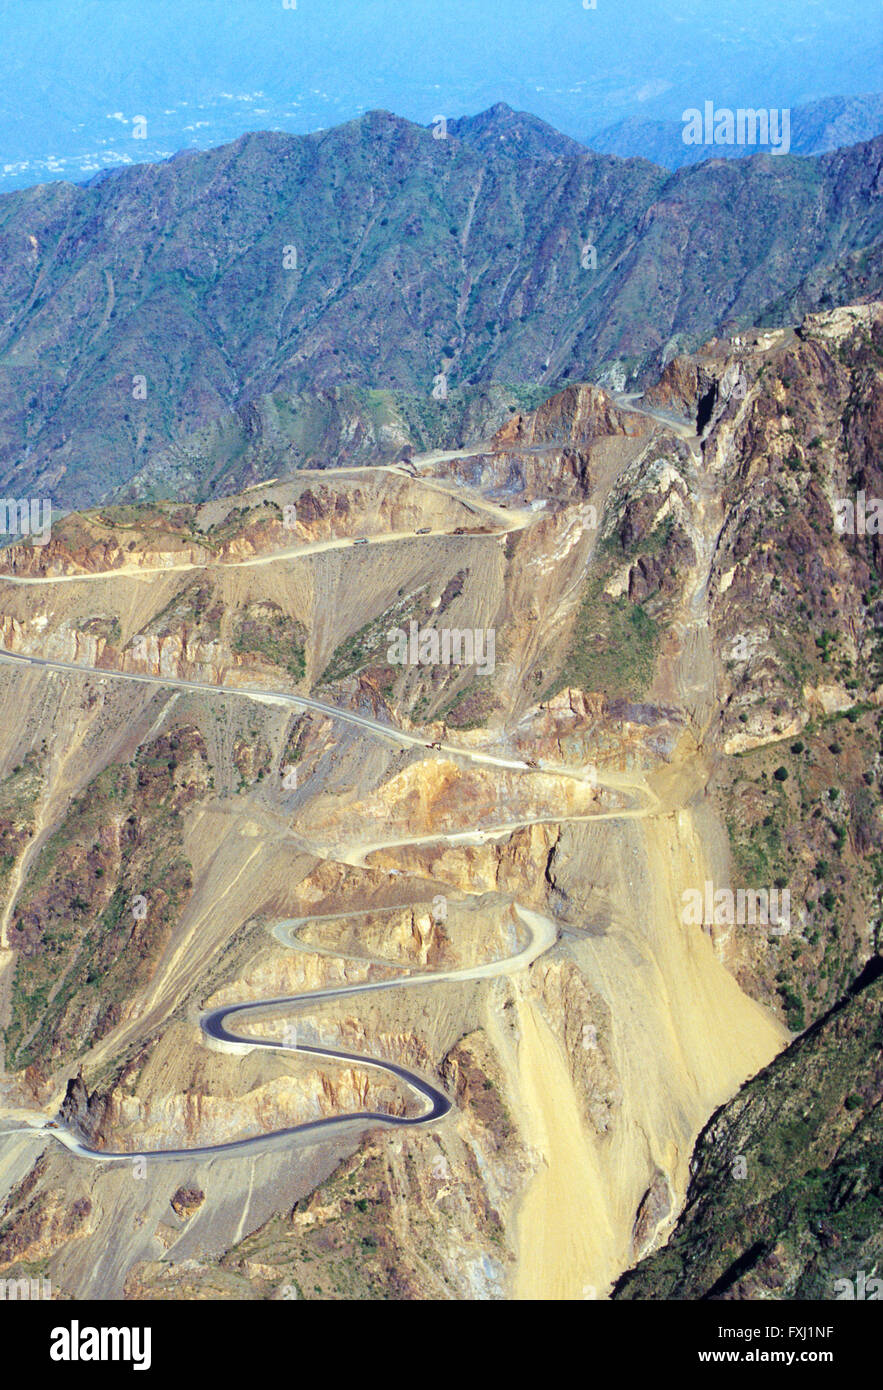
[353,537,369,545]
[416,527,431,534]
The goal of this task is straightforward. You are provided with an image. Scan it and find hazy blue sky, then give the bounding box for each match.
[1,0,881,189]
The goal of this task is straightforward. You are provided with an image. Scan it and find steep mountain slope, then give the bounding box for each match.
[1,113,882,508]
[0,304,880,1302]
[613,965,883,1300]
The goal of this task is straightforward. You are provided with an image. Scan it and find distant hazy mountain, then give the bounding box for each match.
[1,108,882,508]
[4,0,883,196]
[589,92,883,168]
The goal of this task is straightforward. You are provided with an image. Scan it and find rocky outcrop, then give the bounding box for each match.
[170,1186,205,1220]
[493,384,651,450]
[59,1072,110,1142]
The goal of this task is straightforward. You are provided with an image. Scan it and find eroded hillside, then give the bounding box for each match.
[0,307,880,1300]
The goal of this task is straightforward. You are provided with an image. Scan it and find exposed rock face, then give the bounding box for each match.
[60,1072,109,1142]
[170,1188,204,1220]
[529,957,622,1137]
[493,384,651,449]
[643,355,704,419]
[631,1170,674,1261]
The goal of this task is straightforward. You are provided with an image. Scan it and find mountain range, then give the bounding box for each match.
[1,105,882,510]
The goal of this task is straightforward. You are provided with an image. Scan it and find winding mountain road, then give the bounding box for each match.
[3,882,556,1164]
[0,645,535,774]
[0,464,529,587]
[0,644,630,1163]
[0,392,678,1165]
